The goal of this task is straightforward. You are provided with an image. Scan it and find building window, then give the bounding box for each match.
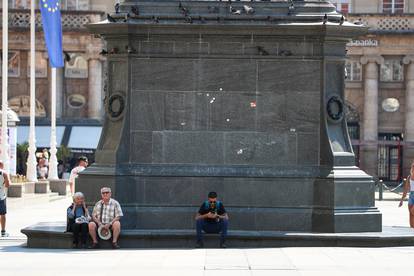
[0,51,20,77]
[65,54,88,78]
[380,59,403,82]
[383,0,404,14]
[8,0,40,9]
[61,0,89,10]
[331,0,351,14]
[345,60,362,81]
[378,133,403,182]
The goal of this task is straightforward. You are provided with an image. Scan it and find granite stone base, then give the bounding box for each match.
[77,165,381,233]
[7,182,35,197]
[21,222,414,249]
[49,180,70,196]
[35,181,50,194]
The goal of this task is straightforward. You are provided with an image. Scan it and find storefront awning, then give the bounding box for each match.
[67,126,102,149]
[17,126,66,148]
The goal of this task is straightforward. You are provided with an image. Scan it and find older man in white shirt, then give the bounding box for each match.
[88,187,123,249]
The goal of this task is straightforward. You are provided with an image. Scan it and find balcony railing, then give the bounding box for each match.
[0,9,104,30]
[348,14,414,33]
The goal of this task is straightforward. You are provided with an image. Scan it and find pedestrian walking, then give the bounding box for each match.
[399,162,414,228]
[68,156,88,194]
[0,161,11,237]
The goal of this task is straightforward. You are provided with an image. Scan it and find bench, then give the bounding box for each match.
[21,222,414,249]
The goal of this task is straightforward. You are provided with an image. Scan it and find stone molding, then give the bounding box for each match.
[360,55,384,65]
[403,55,414,65]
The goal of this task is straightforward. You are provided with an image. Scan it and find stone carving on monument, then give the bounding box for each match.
[75,0,382,244]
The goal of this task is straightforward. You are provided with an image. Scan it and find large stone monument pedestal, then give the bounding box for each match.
[77,0,381,235]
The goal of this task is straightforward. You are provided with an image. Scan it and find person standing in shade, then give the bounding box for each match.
[88,187,123,249]
[195,191,229,248]
[0,161,11,237]
[69,156,88,194]
[399,163,414,227]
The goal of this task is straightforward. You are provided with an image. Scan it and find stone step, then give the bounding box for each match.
[21,222,414,249]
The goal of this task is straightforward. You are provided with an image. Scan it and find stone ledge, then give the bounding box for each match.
[21,222,414,249]
[49,180,70,196]
[35,181,50,194]
[7,182,36,197]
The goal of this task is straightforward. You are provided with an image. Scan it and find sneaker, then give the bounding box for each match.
[220,242,227,249]
[81,243,88,249]
[1,231,9,237]
[72,242,78,249]
[112,242,120,249]
[195,241,204,248]
[88,242,99,249]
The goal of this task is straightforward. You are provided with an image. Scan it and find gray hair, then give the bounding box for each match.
[73,192,85,201]
[100,187,111,193]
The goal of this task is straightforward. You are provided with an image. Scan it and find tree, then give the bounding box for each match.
[16,142,29,175]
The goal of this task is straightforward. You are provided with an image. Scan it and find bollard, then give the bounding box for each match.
[379,179,383,201]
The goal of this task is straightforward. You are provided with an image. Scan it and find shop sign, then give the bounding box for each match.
[347,39,379,47]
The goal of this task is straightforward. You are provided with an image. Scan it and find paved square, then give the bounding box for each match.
[1,194,413,276]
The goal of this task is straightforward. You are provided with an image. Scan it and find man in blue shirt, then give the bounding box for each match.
[195,191,229,248]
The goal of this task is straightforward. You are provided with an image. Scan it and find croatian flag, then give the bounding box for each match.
[39,0,64,68]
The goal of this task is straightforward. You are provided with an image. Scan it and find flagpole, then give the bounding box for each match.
[1,0,10,173]
[26,0,38,182]
[48,67,58,180]
[40,1,63,180]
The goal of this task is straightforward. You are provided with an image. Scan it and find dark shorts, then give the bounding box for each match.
[0,199,6,215]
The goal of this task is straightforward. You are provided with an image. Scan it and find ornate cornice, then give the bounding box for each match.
[360,55,384,65]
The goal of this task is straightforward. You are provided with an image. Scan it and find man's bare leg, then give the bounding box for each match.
[88,222,98,243]
[112,221,121,243]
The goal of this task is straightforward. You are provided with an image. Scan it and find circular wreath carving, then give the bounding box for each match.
[107,93,125,120]
[327,95,344,123]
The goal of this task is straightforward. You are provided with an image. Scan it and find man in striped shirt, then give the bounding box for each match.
[88,187,123,249]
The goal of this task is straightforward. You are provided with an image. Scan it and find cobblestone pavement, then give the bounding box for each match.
[0,193,413,276]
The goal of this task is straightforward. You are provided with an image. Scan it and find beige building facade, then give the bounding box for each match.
[331,0,414,182]
[0,0,111,170]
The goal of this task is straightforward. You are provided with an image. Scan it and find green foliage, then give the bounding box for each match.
[57,145,71,162]
[16,142,29,175]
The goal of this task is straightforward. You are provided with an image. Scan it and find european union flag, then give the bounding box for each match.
[39,0,64,68]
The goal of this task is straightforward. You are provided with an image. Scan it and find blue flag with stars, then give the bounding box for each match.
[40,0,64,68]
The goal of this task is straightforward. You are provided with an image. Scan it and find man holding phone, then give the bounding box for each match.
[195,191,229,248]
